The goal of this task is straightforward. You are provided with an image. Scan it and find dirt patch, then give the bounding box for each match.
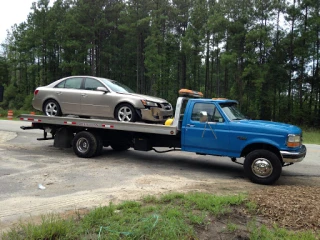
[0,131,16,144]
[249,185,320,231]
[196,185,320,239]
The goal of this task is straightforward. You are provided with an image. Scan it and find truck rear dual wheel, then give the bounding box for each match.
[72,131,103,158]
[244,150,282,185]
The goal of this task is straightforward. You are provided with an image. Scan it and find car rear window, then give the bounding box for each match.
[55,78,82,89]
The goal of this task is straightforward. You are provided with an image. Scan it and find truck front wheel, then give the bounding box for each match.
[72,131,98,158]
[244,150,282,185]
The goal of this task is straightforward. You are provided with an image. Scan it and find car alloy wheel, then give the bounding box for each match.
[43,100,62,116]
[116,104,137,122]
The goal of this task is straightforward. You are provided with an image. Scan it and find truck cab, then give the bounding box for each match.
[180,97,306,185]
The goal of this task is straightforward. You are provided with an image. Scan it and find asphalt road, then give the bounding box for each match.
[0,119,319,233]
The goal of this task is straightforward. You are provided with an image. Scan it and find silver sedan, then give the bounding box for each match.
[32,76,173,122]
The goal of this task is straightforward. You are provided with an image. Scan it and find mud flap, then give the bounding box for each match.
[53,127,74,148]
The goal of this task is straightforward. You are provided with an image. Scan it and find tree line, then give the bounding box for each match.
[0,0,319,126]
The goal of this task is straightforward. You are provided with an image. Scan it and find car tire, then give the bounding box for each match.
[244,149,282,185]
[72,131,97,158]
[43,99,62,117]
[115,103,137,122]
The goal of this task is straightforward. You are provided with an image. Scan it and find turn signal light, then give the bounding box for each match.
[287,142,300,147]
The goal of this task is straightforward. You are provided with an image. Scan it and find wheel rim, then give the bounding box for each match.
[118,106,133,122]
[76,137,89,153]
[45,102,58,116]
[251,158,273,178]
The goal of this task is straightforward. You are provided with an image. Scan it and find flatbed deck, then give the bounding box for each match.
[19,114,179,135]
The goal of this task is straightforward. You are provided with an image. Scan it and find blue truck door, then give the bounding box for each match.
[182,102,230,155]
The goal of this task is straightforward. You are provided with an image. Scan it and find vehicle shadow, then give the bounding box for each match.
[96,148,247,181]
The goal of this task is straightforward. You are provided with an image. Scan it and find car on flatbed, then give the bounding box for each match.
[21,89,306,185]
[32,76,173,123]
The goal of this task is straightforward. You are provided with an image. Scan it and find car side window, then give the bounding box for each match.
[84,78,104,90]
[64,78,82,89]
[191,103,224,122]
[55,81,65,88]
[213,108,224,122]
[191,103,215,122]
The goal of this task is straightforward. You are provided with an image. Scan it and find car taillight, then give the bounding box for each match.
[34,90,39,95]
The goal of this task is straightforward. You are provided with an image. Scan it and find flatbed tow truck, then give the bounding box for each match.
[19,89,306,185]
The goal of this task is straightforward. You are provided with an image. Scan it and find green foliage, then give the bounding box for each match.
[0,0,319,127]
[2,214,74,240]
[249,224,318,240]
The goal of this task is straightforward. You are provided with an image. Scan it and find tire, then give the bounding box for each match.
[94,134,104,157]
[110,143,130,151]
[244,149,282,185]
[43,99,62,116]
[72,131,98,158]
[115,103,137,122]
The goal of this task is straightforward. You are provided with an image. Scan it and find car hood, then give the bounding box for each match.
[117,92,169,103]
[233,119,302,134]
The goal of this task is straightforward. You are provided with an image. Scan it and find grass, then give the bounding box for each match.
[249,224,318,240]
[302,128,320,144]
[1,192,319,240]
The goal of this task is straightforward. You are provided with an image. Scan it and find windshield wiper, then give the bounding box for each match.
[232,118,244,120]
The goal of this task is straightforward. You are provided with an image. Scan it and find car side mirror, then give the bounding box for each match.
[199,111,208,123]
[97,87,108,93]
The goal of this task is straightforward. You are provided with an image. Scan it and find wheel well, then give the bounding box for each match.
[43,98,55,109]
[43,98,63,114]
[113,102,137,119]
[241,143,282,162]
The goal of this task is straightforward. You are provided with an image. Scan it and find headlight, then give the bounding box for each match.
[287,134,301,147]
[141,100,158,107]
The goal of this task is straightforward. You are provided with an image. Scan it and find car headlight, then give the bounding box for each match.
[287,134,301,147]
[141,100,158,107]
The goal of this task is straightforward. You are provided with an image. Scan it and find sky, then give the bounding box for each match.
[0,0,55,44]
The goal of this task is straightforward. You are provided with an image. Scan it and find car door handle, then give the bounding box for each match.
[81,94,87,97]
[187,124,195,127]
[56,92,62,95]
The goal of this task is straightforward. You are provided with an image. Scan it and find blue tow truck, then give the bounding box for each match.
[20,89,306,185]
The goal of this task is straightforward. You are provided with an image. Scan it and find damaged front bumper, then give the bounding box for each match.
[140,107,173,122]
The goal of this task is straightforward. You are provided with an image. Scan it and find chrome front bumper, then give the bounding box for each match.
[280,145,307,163]
[140,107,173,122]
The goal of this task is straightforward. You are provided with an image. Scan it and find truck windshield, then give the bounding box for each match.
[219,103,246,121]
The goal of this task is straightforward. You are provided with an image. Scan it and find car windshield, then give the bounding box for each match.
[219,102,246,121]
[99,78,135,93]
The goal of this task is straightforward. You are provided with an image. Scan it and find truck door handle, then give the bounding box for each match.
[187,124,195,127]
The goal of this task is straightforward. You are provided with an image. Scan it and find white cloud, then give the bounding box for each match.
[0,0,55,44]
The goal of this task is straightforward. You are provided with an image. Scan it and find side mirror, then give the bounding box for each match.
[0,85,4,102]
[199,111,208,123]
[97,87,108,93]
